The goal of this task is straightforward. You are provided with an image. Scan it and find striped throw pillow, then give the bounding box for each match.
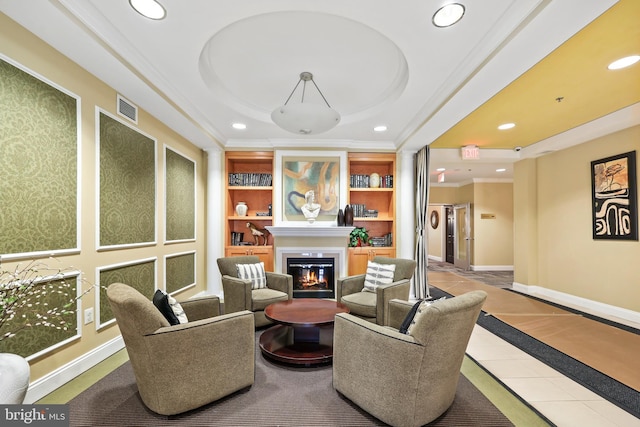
[362,261,396,292]
[236,262,267,290]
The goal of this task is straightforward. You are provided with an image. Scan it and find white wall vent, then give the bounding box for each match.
[117,94,138,123]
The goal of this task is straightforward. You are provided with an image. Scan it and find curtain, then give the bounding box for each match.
[413,145,430,299]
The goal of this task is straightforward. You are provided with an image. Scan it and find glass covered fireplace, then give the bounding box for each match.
[286,257,335,299]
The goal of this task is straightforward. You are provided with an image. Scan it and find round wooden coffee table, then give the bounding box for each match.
[259,298,349,366]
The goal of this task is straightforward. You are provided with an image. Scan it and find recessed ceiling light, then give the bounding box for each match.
[496,168,506,172]
[436,168,446,172]
[373,125,388,132]
[607,55,640,70]
[498,123,515,130]
[432,3,465,27]
[129,0,166,20]
[232,123,247,130]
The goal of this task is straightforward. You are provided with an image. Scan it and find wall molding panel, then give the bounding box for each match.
[97,109,157,250]
[0,55,81,260]
[164,145,196,243]
[165,251,196,295]
[95,257,157,329]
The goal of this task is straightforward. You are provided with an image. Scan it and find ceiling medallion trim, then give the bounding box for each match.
[198,11,408,125]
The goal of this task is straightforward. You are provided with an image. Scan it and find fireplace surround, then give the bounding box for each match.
[267,225,352,300]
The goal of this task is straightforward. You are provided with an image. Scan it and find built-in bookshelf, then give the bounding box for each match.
[347,152,396,275]
[225,151,274,270]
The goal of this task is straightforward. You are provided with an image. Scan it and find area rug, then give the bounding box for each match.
[68,331,514,426]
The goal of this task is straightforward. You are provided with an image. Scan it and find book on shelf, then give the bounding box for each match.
[228,173,273,187]
[370,232,393,247]
[349,204,378,218]
[349,174,393,188]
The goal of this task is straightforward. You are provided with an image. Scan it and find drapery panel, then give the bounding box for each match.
[413,146,430,299]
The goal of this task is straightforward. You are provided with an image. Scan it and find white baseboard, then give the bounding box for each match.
[24,336,125,404]
[471,265,514,271]
[428,255,444,262]
[512,282,640,325]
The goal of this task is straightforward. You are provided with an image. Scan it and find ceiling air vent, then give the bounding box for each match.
[117,94,138,123]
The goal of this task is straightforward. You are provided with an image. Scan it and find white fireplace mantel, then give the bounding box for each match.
[266,225,354,238]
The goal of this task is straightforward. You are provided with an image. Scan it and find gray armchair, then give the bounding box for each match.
[332,290,487,427]
[336,256,416,325]
[216,255,293,327]
[106,283,255,416]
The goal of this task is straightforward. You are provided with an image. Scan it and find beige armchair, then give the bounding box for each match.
[336,256,416,325]
[216,255,293,327]
[106,283,255,416]
[332,290,487,427]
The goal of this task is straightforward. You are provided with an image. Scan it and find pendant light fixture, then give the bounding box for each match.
[271,72,340,135]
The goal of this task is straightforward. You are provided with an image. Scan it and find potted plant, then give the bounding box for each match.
[349,227,371,247]
[0,259,96,404]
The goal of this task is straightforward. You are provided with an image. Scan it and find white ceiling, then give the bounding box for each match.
[1,0,638,184]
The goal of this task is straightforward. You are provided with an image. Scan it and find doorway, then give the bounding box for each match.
[453,203,471,271]
[445,206,454,264]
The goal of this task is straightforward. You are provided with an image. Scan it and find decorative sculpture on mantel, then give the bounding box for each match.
[301,190,321,223]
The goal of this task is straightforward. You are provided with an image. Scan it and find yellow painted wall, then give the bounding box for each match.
[429,182,514,267]
[426,206,444,260]
[513,158,539,285]
[473,183,513,266]
[530,125,640,312]
[429,186,458,204]
[1,14,208,382]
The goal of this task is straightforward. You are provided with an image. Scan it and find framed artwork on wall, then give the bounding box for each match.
[273,150,347,225]
[590,150,637,240]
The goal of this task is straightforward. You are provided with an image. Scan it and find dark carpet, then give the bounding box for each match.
[429,286,640,419]
[68,330,514,426]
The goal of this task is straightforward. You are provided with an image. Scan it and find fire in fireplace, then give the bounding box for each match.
[286,257,335,299]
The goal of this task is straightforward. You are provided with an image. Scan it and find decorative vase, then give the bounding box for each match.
[235,201,248,216]
[369,172,381,188]
[344,205,354,226]
[0,353,30,404]
[337,208,345,226]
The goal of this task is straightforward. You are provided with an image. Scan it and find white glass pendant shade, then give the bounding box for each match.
[271,102,340,135]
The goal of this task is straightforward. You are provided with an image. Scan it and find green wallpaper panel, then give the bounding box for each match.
[166,252,195,294]
[99,260,155,325]
[0,277,78,358]
[99,112,155,247]
[165,148,195,241]
[0,58,78,255]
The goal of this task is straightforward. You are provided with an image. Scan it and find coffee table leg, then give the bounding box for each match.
[292,325,320,343]
[259,324,335,366]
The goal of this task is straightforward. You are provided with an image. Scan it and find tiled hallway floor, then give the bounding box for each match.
[428,263,640,427]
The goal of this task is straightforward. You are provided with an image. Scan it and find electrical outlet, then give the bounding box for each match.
[84,307,94,325]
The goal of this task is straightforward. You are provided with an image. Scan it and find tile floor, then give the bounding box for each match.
[467,325,640,427]
[430,262,640,427]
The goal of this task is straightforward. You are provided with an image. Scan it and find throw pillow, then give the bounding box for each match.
[152,289,188,325]
[362,261,396,292]
[236,262,267,290]
[405,297,447,336]
[399,300,423,334]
